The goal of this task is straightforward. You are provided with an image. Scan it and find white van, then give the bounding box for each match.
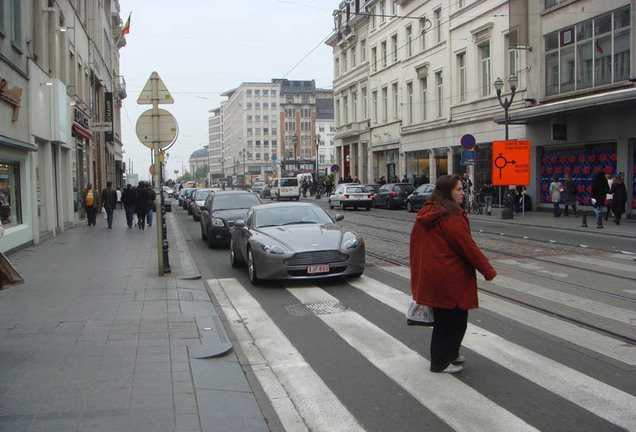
[271,177,300,201]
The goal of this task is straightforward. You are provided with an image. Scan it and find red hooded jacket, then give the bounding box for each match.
[410,201,496,310]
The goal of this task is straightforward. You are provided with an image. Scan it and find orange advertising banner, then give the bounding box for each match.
[492,140,530,186]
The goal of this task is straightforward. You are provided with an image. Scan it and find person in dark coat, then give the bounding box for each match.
[590,168,609,229]
[410,174,497,374]
[135,182,150,230]
[563,173,577,216]
[121,184,137,228]
[609,174,627,225]
[101,181,118,229]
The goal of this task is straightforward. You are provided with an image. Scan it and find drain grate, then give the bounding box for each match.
[285,301,348,317]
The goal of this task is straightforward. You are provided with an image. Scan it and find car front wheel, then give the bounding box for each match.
[406,201,413,212]
[247,248,260,285]
[201,223,208,241]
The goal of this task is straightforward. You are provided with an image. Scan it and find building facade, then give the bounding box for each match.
[208,107,223,183]
[1,0,127,252]
[328,0,634,215]
[215,80,334,183]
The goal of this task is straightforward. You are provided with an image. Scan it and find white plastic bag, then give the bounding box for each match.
[102,207,107,219]
[406,297,434,325]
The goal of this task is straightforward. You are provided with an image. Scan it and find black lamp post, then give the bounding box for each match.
[493,75,519,140]
[315,133,321,179]
[494,75,519,218]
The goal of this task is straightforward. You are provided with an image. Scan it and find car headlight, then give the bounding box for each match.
[261,244,286,254]
[212,218,225,227]
[344,237,362,249]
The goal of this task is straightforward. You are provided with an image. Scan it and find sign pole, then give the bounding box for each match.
[150,75,165,275]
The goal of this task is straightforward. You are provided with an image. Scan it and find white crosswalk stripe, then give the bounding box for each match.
[348,276,636,431]
[380,265,636,365]
[209,274,636,432]
[210,278,364,432]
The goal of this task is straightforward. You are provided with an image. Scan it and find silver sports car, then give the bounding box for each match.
[229,202,365,285]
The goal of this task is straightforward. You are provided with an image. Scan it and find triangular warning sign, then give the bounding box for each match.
[137,71,174,105]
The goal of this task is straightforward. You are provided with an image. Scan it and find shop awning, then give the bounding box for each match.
[494,87,636,124]
[0,134,38,151]
[72,123,93,140]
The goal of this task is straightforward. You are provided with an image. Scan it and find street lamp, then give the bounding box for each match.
[315,133,321,180]
[494,75,519,140]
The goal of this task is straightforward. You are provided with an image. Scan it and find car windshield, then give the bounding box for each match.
[255,206,333,228]
[195,190,212,201]
[344,186,368,193]
[415,184,429,193]
[398,185,415,194]
[213,194,260,211]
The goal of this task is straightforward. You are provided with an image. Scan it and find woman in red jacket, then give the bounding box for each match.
[410,174,497,374]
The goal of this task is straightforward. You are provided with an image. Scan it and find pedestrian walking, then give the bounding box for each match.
[101,181,118,229]
[116,187,122,209]
[81,183,99,226]
[409,174,497,374]
[460,173,472,209]
[136,182,150,230]
[605,173,614,222]
[591,168,609,229]
[563,173,577,216]
[122,184,137,228]
[482,183,495,215]
[609,173,627,225]
[549,176,562,217]
[145,183,157,227]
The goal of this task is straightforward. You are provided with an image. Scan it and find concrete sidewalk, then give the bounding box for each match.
[467,206,636,238]
[0,209,270,432]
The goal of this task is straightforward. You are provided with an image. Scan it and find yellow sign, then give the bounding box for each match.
[492,140,530,186]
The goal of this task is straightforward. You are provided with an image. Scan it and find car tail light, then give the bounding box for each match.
[368,195,373,199]
[344,195,349,199]
[390,191,399,197]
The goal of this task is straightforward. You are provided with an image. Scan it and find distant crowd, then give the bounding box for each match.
[81,182,157,230]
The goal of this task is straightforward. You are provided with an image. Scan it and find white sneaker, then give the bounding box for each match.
[439,364,463,374]
[451,355,465,364]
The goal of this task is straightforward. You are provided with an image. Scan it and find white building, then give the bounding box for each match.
[329,0,634,215]
[208,107,223,182]
[1,1,127,252]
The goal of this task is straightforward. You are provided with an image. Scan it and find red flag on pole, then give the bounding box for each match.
[121,13,131,36]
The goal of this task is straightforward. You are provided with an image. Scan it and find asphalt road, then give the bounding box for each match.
[172,198,636,432]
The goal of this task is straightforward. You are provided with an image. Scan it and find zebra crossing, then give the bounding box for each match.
[206,254,636,432]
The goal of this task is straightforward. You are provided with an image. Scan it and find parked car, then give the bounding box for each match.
[199,190,262,248]
[251,181,266,194]
[162,190,172,212]
[191,188,215,221]
[372,183,415,209]
[229,202,365,285]
[179,188,196,208]
[405,183,435,212]
[328,184,373,210]
[259,184,272,199]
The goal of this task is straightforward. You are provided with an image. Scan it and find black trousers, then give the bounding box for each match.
[430,306,468,372]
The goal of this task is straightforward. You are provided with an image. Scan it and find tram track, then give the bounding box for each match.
[350,221,636,305]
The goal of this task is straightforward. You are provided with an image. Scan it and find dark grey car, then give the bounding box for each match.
[372,183,415,209]
[405,183,435,212]
[199,191,262,248]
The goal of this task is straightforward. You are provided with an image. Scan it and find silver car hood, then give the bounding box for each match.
[258,224,344,251]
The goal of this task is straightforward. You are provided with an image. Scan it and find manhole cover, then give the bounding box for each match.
[285,301,348,317]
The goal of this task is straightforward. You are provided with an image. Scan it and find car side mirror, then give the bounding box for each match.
[335,214,344,222]
[233,220,245,228]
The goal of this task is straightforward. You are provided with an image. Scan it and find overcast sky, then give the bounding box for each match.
[118,0,337,182]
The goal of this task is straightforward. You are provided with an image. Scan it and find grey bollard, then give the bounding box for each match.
[581,210,588,227]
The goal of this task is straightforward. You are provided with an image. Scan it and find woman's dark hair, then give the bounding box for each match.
[429,174,462,214]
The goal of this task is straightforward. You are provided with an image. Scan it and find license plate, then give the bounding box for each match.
[307,264,330,274]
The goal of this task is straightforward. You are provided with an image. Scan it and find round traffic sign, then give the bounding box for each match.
[460,134,476,150]
[331,164,340,173]
[136,108,178,149]
[270,154,277,161]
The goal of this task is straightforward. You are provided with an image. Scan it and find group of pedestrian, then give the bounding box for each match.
[550,168,627,227]
[82,182,157,230]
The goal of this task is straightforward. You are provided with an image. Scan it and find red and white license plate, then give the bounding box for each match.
[307,264,330,274]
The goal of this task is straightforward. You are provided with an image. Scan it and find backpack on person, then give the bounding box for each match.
[85,189,95,206]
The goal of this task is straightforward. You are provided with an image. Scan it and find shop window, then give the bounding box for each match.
[0,162,22,227]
